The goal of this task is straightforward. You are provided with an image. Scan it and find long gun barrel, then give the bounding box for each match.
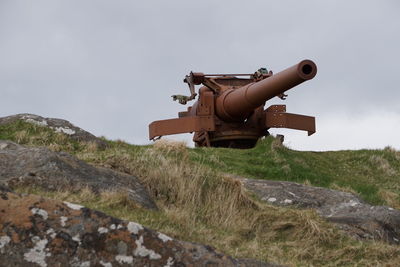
[149,59,318,149]
[215,60,317,121]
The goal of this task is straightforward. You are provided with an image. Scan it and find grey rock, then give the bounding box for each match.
[0,186,274,267]
[0,113,108,148]
[0,140,157,210]
[239,177,400,244]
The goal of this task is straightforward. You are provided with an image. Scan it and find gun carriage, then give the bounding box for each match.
[149,60,317,149]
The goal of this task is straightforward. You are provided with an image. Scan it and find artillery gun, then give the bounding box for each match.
[149,60,317,149]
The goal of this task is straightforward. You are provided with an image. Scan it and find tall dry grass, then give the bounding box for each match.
[369,155,397,176]
[7,131,400,267]
[132,140,257,228]
[72,139,400,266]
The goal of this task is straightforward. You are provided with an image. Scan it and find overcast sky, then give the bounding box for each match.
[1,0,400,151]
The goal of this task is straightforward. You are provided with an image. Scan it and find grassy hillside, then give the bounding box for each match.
[1,120,400,266]
[190,137,400,208]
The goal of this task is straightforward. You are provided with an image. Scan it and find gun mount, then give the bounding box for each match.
[149,59,317,149]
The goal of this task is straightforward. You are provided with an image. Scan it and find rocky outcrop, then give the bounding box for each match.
[0,187,272,267]
[0,114,108,148]
[0,140,157,210]
[239,177,400,244]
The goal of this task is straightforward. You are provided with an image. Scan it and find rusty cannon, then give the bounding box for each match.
[149,59,317,149]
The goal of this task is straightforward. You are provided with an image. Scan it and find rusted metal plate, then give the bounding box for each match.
[266,105,286,113]
[149,116,215,140]
[265,112,315,136]
[197,91,214,116]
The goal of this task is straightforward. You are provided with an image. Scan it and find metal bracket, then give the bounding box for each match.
[265,105,315,136]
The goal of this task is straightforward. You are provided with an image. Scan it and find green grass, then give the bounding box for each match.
[2,119,400,266]
[1,120,399,207]
[189,137,400,206]
[0,120,86,151]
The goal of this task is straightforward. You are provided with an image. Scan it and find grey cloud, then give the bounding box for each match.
[1,0,399,150]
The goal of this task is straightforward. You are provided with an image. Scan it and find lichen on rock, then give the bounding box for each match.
[0,186,271,266]
[0,114,109,148]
